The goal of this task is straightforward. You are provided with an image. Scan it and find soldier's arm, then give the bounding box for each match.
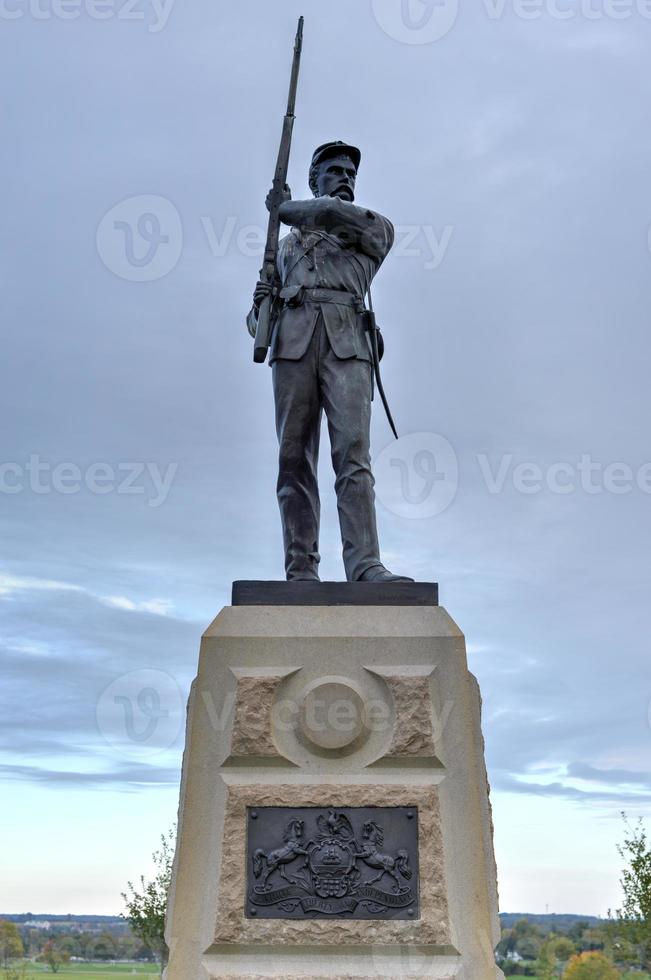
[245,240,286,338]
[279,198,394,262]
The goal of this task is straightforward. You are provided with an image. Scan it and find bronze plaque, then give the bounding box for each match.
[245,806,419,919]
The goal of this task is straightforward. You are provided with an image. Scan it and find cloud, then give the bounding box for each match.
[0,573,174,619]
[0,584,197,784]
[567,763,651,789]
[493,772,651,804]
[0,762,179,789]
[1,0,650,916]
[0,574,84,595]
[100,595,174,616]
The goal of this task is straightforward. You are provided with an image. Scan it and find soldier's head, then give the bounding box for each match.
[309,141,361,203]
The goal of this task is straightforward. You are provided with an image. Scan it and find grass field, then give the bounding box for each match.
[19,961,649,979]
[9,966,160,978]
[510,975,650,979]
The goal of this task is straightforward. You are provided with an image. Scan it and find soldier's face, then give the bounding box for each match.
[315,155,357,202]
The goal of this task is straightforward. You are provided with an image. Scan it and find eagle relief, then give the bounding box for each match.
[245,806,419,920]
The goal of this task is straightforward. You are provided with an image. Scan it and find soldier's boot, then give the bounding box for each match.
[356,564,414,584]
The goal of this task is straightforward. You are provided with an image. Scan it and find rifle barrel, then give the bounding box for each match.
[286,16,304,116]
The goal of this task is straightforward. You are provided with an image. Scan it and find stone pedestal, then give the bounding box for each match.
[165,590,503,980]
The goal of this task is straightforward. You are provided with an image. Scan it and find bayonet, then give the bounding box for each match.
[253,16,305,364]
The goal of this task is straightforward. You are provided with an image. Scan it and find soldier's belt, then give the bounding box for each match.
[304,288,363,309]
[279,286,364,310]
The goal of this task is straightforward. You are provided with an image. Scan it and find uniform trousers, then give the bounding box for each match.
[272,313,383,582]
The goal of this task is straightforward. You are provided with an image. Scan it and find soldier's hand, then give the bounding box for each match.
[253,280,273,310]
[265,184,292,213]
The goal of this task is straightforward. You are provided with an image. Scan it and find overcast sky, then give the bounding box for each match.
[2,0,651,919]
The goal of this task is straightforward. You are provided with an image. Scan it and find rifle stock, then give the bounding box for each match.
[253,16,304,364]
[253,294,274,363]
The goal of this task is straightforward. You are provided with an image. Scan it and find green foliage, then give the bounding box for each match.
[2,962,27,980]
[40,939,70,973]
[0,922,23,968]
[122,828,175,975]
[564,951,621,979]
[533,935,578,978]
[534,940,557,979]
[497,917,546,961]
[550,936,576,961]
[86,933,117,961]
[615,813,651,963]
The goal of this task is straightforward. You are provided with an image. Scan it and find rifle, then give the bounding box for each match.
[253,16,304,364]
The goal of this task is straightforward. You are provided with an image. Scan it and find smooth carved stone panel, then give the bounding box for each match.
[297,680,370,753]
[214,783,451,948]
[270,671,394,768]
[245,806,419,920]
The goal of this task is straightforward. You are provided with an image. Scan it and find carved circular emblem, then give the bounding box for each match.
[298,680,367,751]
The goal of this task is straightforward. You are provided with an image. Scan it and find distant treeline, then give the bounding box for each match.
[0,914,125,926]
[500,913,603,931]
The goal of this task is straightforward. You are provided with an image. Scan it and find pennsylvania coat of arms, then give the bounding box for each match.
[246,806,419,920]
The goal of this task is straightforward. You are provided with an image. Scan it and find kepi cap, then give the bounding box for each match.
[311,140,362,171]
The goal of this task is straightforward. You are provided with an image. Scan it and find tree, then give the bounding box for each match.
[122,827,175,976]
[535,940,557,980]
[40,940,69,974]
[533,935,577,979]
[563,951,621,979]
[615,813,651,964]
[88,932,117,961]
[0,921,23,967]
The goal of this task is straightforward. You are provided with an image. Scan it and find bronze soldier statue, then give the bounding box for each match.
[247,140,413,584]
